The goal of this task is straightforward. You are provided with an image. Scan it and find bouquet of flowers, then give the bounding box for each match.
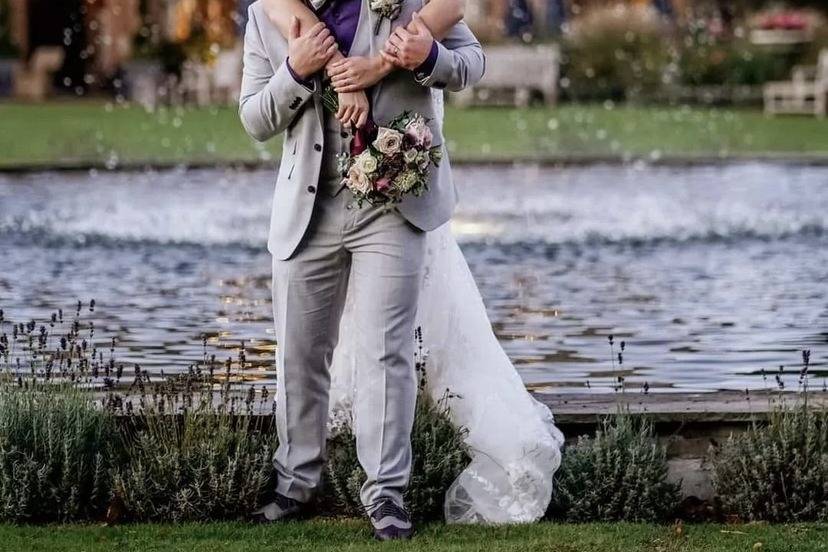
[337,111,442,207]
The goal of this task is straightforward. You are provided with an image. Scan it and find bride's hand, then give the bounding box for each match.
[328,56,390,93]
[381,12,435,70]
[336,90,370,128]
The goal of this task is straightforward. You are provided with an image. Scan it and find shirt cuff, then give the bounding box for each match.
[413,41,439,80]
[285,57,315,91]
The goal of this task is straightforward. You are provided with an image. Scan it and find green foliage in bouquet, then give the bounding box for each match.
[549,412,680,522]
[324,351,469,522]
[113,394,276,522]
[712,399,828,522]
[0,383,115,522]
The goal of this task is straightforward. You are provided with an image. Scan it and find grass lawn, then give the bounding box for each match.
[1,101,827,169]
[0,521,825,552]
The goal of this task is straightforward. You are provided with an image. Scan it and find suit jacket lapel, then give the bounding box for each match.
[351,0,389,58]
[360,0,395,109]
[367,0,394,57]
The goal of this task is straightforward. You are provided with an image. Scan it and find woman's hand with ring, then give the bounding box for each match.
[381,12,434,70]
[328,56,390,93]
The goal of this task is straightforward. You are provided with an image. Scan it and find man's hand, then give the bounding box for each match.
[381,12,434,70]
[287,17,338,80]
[328,56,391,93]
[337,90,370,129]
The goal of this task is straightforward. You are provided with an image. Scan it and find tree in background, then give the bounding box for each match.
[0,0,17,57]
[170,0,236,63]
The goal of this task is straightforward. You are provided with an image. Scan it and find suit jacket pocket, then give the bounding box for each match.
[287,137,297,179]
[276,153,295,185]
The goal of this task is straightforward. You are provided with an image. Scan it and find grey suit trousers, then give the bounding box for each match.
[271,170,425,510]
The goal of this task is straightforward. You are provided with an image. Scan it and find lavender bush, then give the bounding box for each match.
[712,351,828,522]
[0,383,115,522]
[549,412,680,522]
[112,394,277,522]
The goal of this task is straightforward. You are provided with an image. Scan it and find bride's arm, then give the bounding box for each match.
[260,0,464,45]
[414,0,466,41]
[261,0,327,48]
[261,0,465,94]
[331,0,465,91]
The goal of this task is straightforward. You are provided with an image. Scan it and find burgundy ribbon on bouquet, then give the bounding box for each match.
[350,119,378,157]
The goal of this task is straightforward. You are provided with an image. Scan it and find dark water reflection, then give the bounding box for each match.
[0,163,826,392]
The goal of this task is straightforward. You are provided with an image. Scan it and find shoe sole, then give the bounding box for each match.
[373,527,415,541]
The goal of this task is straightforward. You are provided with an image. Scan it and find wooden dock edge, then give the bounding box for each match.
[532,391,828,503]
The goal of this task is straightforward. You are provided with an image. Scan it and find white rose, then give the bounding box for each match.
[373,127,403,156]
[346,166,372,195]
[403,149,419,164]
[354,151,378,174]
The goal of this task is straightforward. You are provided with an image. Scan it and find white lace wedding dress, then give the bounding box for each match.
[327,91,565,523]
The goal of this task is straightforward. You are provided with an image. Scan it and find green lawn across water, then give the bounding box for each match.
[0,521,825,552]
[0,101,826,169]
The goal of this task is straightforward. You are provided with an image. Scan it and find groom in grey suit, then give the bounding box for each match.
[239,0,484,539]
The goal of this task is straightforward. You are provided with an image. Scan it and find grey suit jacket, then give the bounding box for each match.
[239,0,485,260]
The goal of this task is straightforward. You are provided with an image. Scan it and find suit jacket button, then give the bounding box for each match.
[340,131,349,139]
[307,185,316,193]
[314,143,322,152]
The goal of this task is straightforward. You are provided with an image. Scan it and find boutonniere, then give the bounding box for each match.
[370,0,402,34]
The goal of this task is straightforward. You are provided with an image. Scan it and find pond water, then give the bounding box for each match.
[0,163,826,393]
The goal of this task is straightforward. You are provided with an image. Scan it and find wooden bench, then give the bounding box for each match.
[763,48,828,118]
[452,44,560,107]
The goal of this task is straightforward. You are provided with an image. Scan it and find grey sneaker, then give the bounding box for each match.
[250,493,305,523]
[368,499,414,541]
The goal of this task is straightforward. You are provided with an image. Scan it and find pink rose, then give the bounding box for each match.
[375,176,391,192]
[346,166,372,195]
[373,127,403,155]
[405,117,433,148]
